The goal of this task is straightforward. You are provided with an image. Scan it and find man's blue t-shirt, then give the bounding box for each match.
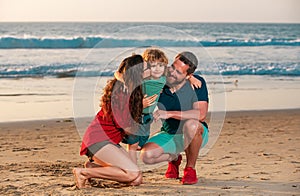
[157,75,208,134]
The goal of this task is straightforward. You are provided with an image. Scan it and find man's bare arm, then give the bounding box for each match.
[153,101,208,122]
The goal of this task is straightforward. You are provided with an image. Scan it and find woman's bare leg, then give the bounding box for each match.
[73,144,142,188]
[84,160,102,168]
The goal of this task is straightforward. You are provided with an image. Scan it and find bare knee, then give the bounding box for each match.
[125,170,141,183]
[140,149,155,164]
[183,119,203,139]
[128,171,142,186]
[140,143,162,164]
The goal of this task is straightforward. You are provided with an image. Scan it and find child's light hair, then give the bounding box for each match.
[142,48,168,76]
[143,48,168,64]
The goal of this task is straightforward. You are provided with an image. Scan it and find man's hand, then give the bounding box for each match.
[153,109,168,121]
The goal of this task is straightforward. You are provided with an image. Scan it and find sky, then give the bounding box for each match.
[0,0,299,23]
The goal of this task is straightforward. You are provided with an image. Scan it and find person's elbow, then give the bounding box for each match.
[199,113,207,122]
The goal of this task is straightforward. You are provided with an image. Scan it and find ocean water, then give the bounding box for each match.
[0,22,299,78]
[0,22,300,123]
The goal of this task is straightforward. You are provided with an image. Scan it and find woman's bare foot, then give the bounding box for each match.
[83,161,101,184]
[72,168,90,189]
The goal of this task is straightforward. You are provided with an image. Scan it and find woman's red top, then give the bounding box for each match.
[80,90,133,156]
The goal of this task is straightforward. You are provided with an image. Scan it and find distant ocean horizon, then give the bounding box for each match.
[0,22,299,78]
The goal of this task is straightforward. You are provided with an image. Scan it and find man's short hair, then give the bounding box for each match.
[175,51,198,74]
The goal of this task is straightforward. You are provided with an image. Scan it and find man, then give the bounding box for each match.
[140,51,209,185]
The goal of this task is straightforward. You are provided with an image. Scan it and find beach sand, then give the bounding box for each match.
[0,109,299,195]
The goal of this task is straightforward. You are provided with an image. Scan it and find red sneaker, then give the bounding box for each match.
[182,167,198,185]
[165,154,182,179]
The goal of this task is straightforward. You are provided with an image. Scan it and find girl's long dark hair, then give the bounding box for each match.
[101,54,144,124]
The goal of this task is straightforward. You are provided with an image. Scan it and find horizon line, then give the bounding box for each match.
[1,20,300,24]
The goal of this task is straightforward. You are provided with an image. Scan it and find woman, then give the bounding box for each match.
[73,54,145,188]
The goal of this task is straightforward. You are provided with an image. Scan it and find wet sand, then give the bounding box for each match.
[0,109,299,195]
[1,75,300,122]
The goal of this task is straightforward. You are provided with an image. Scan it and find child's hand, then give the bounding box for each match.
[188,75,202,90]
[143,94,158,109]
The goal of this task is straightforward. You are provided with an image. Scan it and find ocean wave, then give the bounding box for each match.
[0,36,299,49]
[213,62,300,76]
[1,62,299,78]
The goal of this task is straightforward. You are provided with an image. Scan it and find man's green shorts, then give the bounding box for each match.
[146,123,209,154]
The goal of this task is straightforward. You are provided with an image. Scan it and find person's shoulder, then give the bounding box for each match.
[154,76,166,84]
[145,76,166,83]
[161,76,166,82]
[161,83,171,93]
[144,78,166,90]
[193,74,206,82]
[193,74,207,85]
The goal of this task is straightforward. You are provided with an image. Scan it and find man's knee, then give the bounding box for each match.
[140,143,162,164]
[183,119,204,138]
[140,150,152,164]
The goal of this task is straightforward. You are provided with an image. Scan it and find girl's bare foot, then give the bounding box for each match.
[72,168,90,189]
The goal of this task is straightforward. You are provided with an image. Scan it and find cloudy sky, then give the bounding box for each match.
[1,0,299,23]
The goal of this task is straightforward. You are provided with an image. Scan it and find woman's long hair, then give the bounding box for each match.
[101,54,144,124]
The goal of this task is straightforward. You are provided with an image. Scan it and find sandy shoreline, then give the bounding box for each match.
[0,109,299,195]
